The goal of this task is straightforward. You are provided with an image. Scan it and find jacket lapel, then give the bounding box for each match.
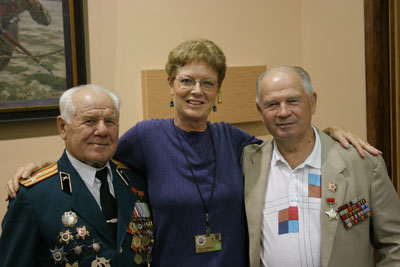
[319,131,347,267]
[243,140,273,267]
[110,162,136,248]
[58,153,116,246]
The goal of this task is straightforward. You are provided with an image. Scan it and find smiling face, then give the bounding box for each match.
[58,89,119,168]
[257,68,317,145]
[169,60,219,131]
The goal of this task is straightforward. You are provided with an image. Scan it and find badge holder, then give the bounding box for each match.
[194,213,222,253]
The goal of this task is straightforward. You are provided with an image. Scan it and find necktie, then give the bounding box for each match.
[96,168,118,238]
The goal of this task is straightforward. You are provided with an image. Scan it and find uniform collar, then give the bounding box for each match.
[65,150,112,187]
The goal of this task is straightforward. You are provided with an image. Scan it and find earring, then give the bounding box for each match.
[169,100,174,107]
[213,105,217,112]
[217,91,222,104]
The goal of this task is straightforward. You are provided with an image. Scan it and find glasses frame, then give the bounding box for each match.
[174,76,220,91]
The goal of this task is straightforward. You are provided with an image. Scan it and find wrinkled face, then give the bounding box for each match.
[169,60,219,126]
[58,89,119,168]
[257,69,316,143]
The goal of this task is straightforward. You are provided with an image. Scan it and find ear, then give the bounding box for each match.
[310,92,317,115]
[57,115,68,140]
[256,103,266,124]
[168,77,175,96]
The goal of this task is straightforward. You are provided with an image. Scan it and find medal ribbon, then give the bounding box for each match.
[173,120,217,235]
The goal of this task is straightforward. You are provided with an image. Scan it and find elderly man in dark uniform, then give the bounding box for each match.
[0,84,153,266]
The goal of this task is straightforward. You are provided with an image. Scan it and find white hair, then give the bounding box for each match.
[256,66,314,104]
[59,84,121,123]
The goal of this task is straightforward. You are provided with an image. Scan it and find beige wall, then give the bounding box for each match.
[0,0,366,228]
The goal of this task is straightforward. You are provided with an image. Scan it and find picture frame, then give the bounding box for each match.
[0,0,87,122]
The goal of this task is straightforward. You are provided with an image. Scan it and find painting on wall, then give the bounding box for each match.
[0,0,87,122]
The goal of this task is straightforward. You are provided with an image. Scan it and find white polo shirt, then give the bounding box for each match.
[261,127,322,267]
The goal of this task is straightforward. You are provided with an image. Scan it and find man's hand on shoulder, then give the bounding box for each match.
[5,160,54,201]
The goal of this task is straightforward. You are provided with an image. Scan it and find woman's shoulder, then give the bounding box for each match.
[130,118,172,131]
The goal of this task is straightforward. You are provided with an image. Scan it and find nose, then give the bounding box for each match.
[277,103,291,118]
[95,120,108,135]
[190,81,203,95]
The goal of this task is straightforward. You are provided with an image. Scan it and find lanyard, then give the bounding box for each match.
[172,120,217,235]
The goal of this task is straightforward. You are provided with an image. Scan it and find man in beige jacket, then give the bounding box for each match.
[242,66,400,267]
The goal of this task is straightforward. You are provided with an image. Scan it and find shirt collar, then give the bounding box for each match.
[271,126,321,170]
[65,150,112,187]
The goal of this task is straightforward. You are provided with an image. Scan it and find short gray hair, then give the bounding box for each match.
[256,66,314,104]
[59,84,120,123]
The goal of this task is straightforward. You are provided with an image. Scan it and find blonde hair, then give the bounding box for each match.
[165,38,226,85]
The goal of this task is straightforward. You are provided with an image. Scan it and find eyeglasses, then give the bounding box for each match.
[175,76,219,91]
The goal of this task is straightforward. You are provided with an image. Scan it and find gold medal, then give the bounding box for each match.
[142,236,150,246]
[59,230,74,244]
[91,256,110,267]
[134,253,143,264]
[131,236,141,249]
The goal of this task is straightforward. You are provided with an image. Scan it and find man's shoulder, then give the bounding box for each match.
[319,131,385,169]
[110,159,147,187]
[19,162,58,188]
[243,137,273,155]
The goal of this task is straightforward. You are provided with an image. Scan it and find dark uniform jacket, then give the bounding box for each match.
[0,151,153,266]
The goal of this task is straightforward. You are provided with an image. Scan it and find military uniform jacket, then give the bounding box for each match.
[0,151,152,267]
[242,129,400,267]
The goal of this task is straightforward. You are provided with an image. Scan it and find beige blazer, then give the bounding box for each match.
[242,129,400,267]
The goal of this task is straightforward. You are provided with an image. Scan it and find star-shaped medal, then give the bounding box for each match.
[325,208,338,220]
[50,246,68,264]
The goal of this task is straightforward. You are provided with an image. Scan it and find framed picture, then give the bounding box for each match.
[0,0,87,122]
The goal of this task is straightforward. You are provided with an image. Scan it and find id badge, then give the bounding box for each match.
[194,233,222,253]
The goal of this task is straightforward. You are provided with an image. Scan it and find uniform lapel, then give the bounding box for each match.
[243,140,273,267]
[58,153,116,246]
[319,132,347,267]
[110,162,136,249]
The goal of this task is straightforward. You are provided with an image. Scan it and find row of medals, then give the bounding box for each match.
[129,201,154,265]
[55,211,110,267]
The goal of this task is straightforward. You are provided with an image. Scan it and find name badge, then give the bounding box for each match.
[194,233,222,253]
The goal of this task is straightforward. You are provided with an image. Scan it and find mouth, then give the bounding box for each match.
[186,100,204,105]
[276,122,295,127]
[89,143,109,146]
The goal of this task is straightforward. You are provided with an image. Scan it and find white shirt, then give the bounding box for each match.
[261,127,322,267]
[66,150,115,209]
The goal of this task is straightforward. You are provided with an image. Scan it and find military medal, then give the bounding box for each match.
[89,239,102,254]
[325,198,338,220]
[327,182,337,192]
[337,195,371,229]
[131,236,141,249]
[91,256,110,267]
[59,229,74,244]
[62,211,78,227]
[66,261,79,267]
[76,225,90,239]
[134,253,143,264]
[69,242,85,256]
[50,246,68,264]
